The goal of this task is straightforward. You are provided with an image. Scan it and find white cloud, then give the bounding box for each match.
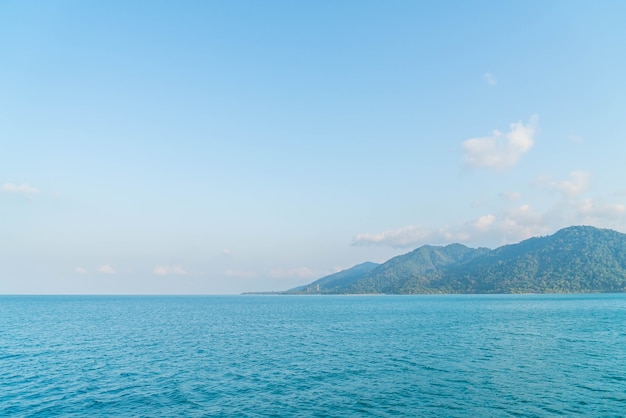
[473,214,496,231]
[353,207,544,249]
[172,266,187,275]
[153,266,169,275]
[576,199,626,219]
[2,182,40,197]
[540,170,590,197]
[352,192,626,250]
[501,204,551,239]
[225,269,257,278]
[506,204,541,223]
[153,265,187,276]
[222,249,232,257]
[353,225,430,248]
[99,265,116,274]
[75,266,87,274]
[484,72,497,86]
[354,165,625,249]
[500,191,521,201]
[269,267,315,279]
[352,225,470,248]
[462,115,538,170]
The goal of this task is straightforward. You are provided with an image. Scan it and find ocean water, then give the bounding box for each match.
[1,295,625,417]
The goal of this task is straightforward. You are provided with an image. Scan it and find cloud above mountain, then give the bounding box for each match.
[353,195,626,249]
[462,116,538,170]
[539,170,590,197]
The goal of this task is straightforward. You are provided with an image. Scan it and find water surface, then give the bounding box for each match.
[1,294,625,416]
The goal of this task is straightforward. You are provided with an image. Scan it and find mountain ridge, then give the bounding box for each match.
[280,226,626,294]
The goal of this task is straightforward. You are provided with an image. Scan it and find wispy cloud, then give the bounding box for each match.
[153,265,187,276]
[576,199,626,220]
[353,189,626,249]
[539,170,590,197]
[352,225,470,249]
[352,210,540,249]
[484,72,497,86]
[473,214,496,231]
[99,265,116,274]
[2,182,40,198]
[500,191,522,201]
[75,266,87,274]
[462,115,538,170]
[354,157,626,249]
[269,267,315,279]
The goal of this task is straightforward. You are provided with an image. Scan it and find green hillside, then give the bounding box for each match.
[288,262,379,294]
[289,226,626,294]
[345,243,489,294]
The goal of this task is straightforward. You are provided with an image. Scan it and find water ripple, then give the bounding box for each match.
[1,294,626,416]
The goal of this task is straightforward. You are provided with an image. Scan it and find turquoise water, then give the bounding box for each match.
[1,295,625,417]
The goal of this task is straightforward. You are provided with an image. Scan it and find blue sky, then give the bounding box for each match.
[2,1,626,294]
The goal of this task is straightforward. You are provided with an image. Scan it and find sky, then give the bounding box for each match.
[2,1,626,294]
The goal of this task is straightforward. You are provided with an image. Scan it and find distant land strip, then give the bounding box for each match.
[246,226,626,295]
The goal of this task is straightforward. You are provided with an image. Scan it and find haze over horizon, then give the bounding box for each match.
[3,1,626,294]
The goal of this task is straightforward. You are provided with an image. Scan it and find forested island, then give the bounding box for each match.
[270,226,626,294]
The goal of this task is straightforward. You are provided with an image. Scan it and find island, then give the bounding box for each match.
[249,226,626,294]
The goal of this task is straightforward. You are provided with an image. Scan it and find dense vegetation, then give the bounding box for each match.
[286,226,626,294]
[290,262,379,294]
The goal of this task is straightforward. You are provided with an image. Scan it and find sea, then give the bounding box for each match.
[1,294,625,417]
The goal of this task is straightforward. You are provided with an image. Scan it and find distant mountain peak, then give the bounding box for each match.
[283,226,626,295]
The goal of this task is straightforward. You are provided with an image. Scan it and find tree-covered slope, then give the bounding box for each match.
[435,226,626,293]
[287,262,379,294]
[289,226,626,294]
[344,243,490,293]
